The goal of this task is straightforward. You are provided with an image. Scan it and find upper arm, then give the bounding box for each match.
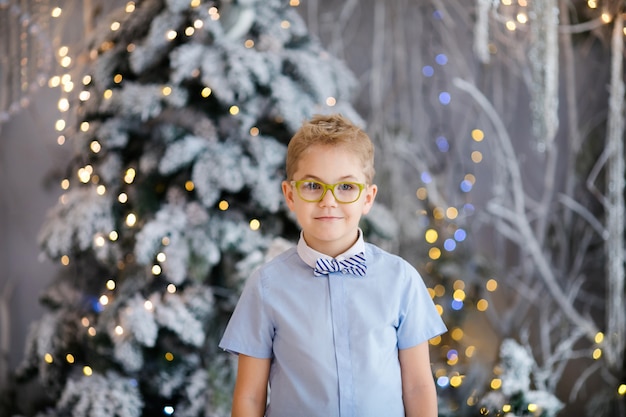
[398,342,438,417]
[231,354,271,417]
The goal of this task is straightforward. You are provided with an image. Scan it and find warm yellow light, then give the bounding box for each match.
[250,219,261,231]
[94,235,106,247]
[446,207,458,219]
[490,378,502,390]
[453,289,466,301]
[486,279,498,291]
[451,327,464,341]
[49,76,61,88]
[618,384,626,396]
[60,56,72,68]
[587,0,597,9]
[124,168,136,184]
[83,366,93,376]
[104,89,113,99]
[219,200,229,210]
[66,354,75,363]
[326,97,337,106]
[152,265,162,275]
[601,13,611,23]
[250,127,259,136]
[502,404,511,412]
[55,119,66,131]
[166,30,178,40]
[517,13,528,24]
[99,295,109,305]
[61,179,70,190]
[90,140,102,153]
[453,280,465,290]
[465,346,475,357]
[185,180,194,191]
[244,39,254,48]
[167,284,177,293]
[435,304,443,315]
[592,348,602,359]
[201,87,212,97]
[111,21,121,31]
[165,352,174,361]
[194,19,204,29]
[88,327,97,336]
[416,187,427,200]
[185,27,195,36]
[118,193,128,203]
[157,252,167,262]
[57,135,66,145]
[595,332,604,344]
[61,255,70,266]
[162,236,170,246]
[425,229,438,243]
[527,404,538,413]
[450,375,463,387]
[80,121,90,132]
[44,353,53,363]
[464,173,476,184]
[433,207,444,220]
[144,300,153,310]
[428,247,441,260]
[79,91,91,101]
[51,7,62,18]
[429,335,442,345]
[125,2,136,13]
[106,280,116,290]
[434,284,445,297]
[109,231,118,241]
[476,299,489,311]
[281,20,291,29]
[126,213,137,227]
[471,151,483,163]
[190,0,201,7]
[230,105,240,115]
[115,326,124,335]
[290,0,300,5]
[162,86,172,96]
[81,317,90,327]
[505,21,516,31]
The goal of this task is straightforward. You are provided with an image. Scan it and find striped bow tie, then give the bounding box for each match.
[314,252,367,277]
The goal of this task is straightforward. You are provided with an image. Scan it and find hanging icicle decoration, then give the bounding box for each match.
[0,0,54,125]
[473,0,492,64]
[527,0,559,151]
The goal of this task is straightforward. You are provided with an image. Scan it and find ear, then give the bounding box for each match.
[361,184,377,215]
[282,180,296,212]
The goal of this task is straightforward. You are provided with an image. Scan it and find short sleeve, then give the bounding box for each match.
[396,263,447,349]
[218,269,274,358]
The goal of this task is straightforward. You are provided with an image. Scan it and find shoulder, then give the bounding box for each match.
[365,243,416,272]
[252,246,303,283]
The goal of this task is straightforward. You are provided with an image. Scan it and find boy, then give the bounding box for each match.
[219,114,447,417]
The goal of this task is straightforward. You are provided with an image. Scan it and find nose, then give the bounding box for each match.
[319,186,338,206]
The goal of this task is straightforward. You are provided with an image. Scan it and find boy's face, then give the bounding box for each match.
[282,144,377,257]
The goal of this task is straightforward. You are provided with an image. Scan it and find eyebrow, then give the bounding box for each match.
[297,174,361,182]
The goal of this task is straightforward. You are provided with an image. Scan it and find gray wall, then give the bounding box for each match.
[0,87,69,378]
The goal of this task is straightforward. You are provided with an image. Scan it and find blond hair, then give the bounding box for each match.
[285,114,375,183]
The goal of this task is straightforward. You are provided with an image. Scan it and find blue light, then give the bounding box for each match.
[164,406,174,415]
[421,172,432,184]
[460,180,473,192]
[447,349,458,360]
[451,299,463,310]
[443,239,456,251]
[437,376,450,387]
[433,10,444,20]
[435,54,448,65]
[422,65,434,77]
[454,229,467,242]
[438,92,451,105]
[436,136,449,152]
[463,203,475,214]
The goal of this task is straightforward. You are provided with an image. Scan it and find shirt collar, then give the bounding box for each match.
[297,229,366,270]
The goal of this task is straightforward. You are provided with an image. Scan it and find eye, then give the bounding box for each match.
[337,183,356,191]
[302,181,322,190]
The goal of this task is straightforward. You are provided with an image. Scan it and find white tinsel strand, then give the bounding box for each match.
[528,0,559,149]
[605,12,625,371]
[473,0,492,64]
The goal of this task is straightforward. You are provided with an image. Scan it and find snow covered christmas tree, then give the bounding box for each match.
[11,0,362,415]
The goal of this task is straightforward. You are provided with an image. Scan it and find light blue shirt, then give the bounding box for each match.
[219,233,447,417]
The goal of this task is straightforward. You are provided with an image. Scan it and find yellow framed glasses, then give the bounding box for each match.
[291,180,366,204]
